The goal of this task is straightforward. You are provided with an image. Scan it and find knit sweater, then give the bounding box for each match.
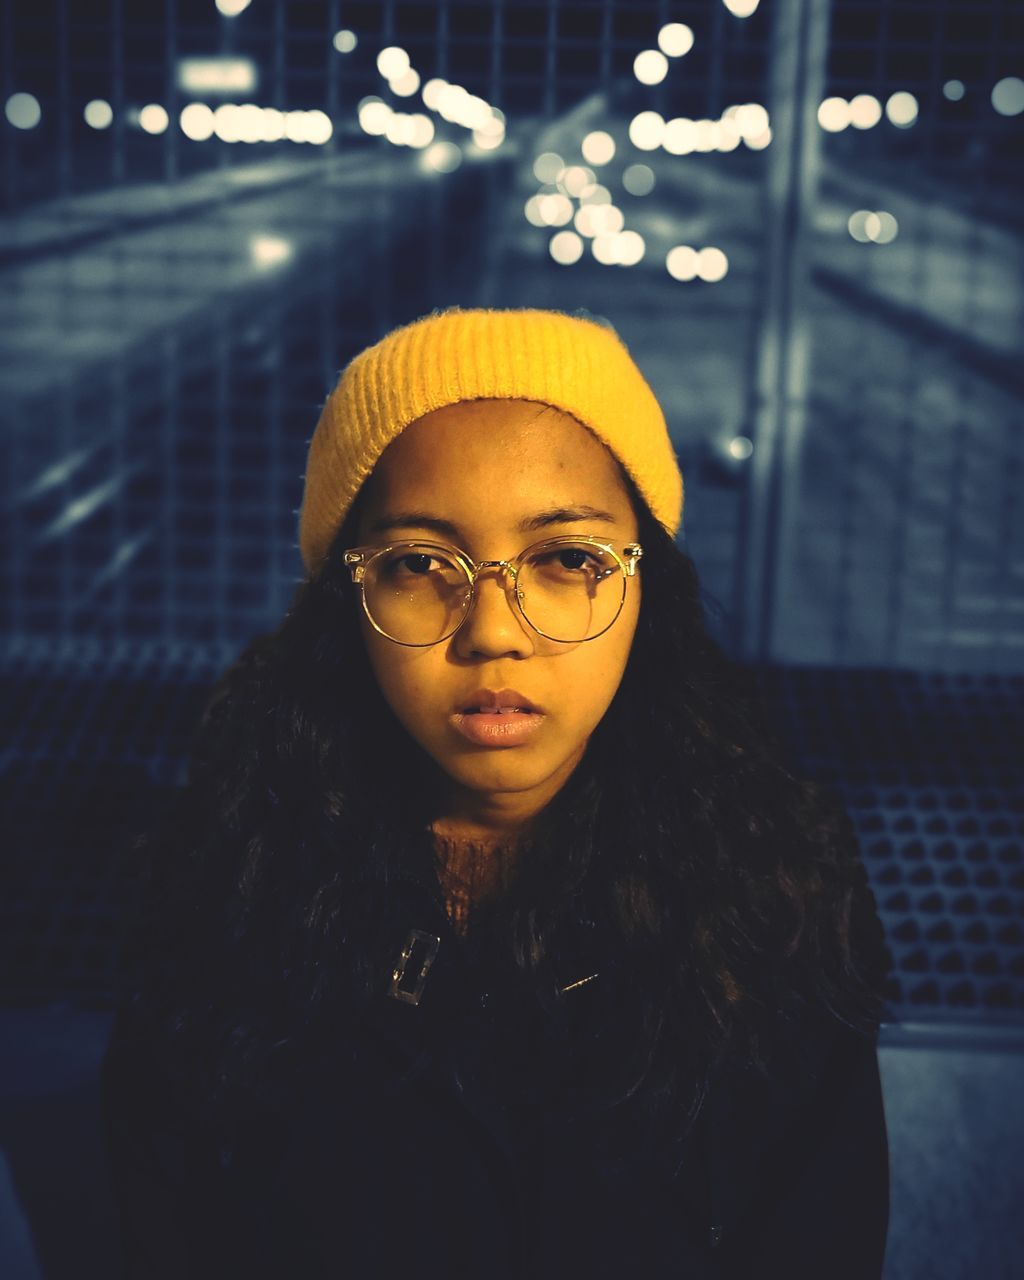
[431,830,520,937]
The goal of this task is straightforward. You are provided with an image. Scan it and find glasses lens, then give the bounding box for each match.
[516,541,625,642]
[363,544,472,644]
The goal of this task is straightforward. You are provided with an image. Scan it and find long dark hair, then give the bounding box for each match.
[125,473,891,1150]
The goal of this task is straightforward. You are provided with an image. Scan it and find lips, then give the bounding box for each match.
[458,688,541,715]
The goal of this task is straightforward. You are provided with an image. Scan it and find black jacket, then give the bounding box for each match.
[100,877,889,1279]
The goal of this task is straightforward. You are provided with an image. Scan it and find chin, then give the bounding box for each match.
[440,753,556,795]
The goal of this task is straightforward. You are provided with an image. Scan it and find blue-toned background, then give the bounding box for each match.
[1,1,1022,1276]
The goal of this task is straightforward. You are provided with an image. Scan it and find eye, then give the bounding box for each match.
[396,553,436,576]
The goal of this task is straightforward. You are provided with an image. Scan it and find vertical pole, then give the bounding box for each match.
[737,0,832,662]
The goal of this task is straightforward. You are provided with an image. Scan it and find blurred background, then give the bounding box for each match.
[0,0,1021,1276]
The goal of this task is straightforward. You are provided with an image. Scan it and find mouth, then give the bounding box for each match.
[457,688,542,715]
[451,691,545,747]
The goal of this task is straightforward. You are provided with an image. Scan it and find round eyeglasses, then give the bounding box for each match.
[342,535,643,647]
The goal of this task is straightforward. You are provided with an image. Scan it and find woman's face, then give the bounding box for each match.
[354,398,642,837]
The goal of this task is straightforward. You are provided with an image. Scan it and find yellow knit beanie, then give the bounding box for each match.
[298,306,683,576]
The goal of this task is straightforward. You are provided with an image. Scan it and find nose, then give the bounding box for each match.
[451,562,535,659]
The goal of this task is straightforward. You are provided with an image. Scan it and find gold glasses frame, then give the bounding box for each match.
[342,535,643,648]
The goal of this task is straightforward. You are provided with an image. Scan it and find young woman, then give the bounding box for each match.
[101,307,892,1279]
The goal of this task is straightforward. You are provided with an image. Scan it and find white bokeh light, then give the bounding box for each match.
[663,117,696,155]
[943,79,965,102]
[581,130,615,165]
[622,163,655,196]
[424,141,462,173]
[558,165,594,197]
[139,103,169,134]
[250,234,292,269]
[885,91,919,127]
[849,93,882,129]
[658,23,695,57]
[634,50,669,86]
[377,47,411,80]
[696,247,729,282]
[575,203,624,238]
[549,231,584,265]
[870,211,898,243]
[734,103,769,139]
[818,97,851,132]
[533,151,564,183]
[666,245,698,281]
[212,103,241,142]
[84,99,113,129]
[629,110,666,150]
[847,210,873,243]
[422,79,447,111]
[332,30,357,54]
[991,77,1024,117]
[407,114,435,148]
[215,0,252,16]
[5,92,41,129]
[358,97,392,136]
[390,68,421,97]
[722,0,760,16]
[180,102,215,141]
[579,183,611,206]
[539,193,574,226]
[615,230,645,266]
[729,437,754,461]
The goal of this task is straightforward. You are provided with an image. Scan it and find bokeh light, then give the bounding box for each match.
[377,47,411,81]
[991,77,1024,117]
[615,230,645,266]
[729,437,754,461]
[885,91,919,127]
[871,211,899,244]
[533,152,563,183]
[943,79,965,102]
[180,102,215,141]
[849,94,882,129]
[84,99,113,130]
[422,79,447,111]
[634,50,669,86]
[249,234,292,269]
[424,140,461,173]
[549,231,584,265]
[575,204,624,237]
[733,103,769,140]
[558,165,594,197]
[697,247,729,282]
[629,110,666,150]
[332,30,357,54]
[663,117,697,155]
[722,0,760,16]
[539,193,574,226]
[579,182,611,206]
[666,245,698,280]
[215,0,251,15]
[390,68,421,98]
[5,92,41,129]
[358,97,391,136]
[848,209,899,244]
[818,97,851,132]
[622,163,655,196]
[658,23,695,58]
[581,130,615,165]
[139,104,170,135]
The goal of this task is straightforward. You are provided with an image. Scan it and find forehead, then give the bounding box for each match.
[361,398,630,508]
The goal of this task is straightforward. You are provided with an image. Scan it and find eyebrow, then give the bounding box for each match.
[366,505,621,539]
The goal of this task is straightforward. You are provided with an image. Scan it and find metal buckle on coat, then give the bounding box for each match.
[389,928,441,1006]
[559,971,599,995]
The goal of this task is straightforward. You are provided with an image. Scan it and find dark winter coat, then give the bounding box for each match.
[100,872,889,1279]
